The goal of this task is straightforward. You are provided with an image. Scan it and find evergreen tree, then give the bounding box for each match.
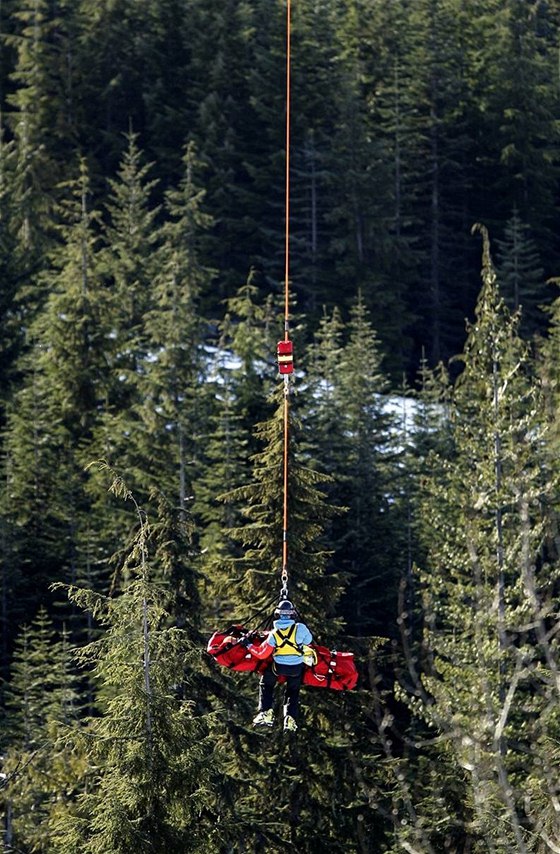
[195,270,281,621]
[204,385,385,852]
[3,0,79,256]
[186,0,259,303]
[34,158,109,440]
[217,387,343,629]
[326,0,416,375]
[350,0,423,378]
[304,296,404,636]
[130,142,214,507]
[540,268,560,461]
[0,0,77,423]
[400,227,559,850]
[1,608,83,853]
[0,158,109,637]
[147,487,201,635]
[472,0,560,246]
[51,472,218,853]
[216,270,278,450]
[337,297,403,633]
[81,134,162,573]
[74,0,192,177]
[0,131,30,416]
[285,0,343,315]
[194,326,251,565]
[101,132,160,388]
[0,347,70,634]
[302,305,346,482]
[399,0,480,366]
[495,206,546,338]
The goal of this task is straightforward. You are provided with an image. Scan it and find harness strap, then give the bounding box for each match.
[273,623,302,656]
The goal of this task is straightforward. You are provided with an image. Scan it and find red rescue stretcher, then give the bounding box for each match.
[207,625,358,691]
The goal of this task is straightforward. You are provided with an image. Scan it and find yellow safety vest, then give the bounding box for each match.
[272,623,303,657]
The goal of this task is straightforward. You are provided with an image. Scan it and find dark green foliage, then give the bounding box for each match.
[132,142,214,506]
[4,3,560,850]
[2,0,560,377]
[73,0,192,178]
[398,228,560,850]
[214,386,344,631]
[1,608,83,852]
[101,132,160,388]
[50,475,217,853]
[304,297,405,636]
[495,207,547,338]
[0,133,34,416]
[473,1,560,234]
[0,160,109,638]
[201,385,383,852]
[186,0,259,301]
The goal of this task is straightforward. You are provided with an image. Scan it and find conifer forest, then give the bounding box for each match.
[6,0,560,851]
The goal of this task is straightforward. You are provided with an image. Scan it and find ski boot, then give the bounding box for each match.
[253,709,274,727]
[283,715,297,732]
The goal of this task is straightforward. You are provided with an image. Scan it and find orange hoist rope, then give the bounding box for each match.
[281,0,291,599]
[284,0,291,329]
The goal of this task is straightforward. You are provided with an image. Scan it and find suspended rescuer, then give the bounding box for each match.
[242,600,313,732]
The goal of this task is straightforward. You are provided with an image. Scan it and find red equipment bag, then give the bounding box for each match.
[206,625,270,673]
[302,645,359,691]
